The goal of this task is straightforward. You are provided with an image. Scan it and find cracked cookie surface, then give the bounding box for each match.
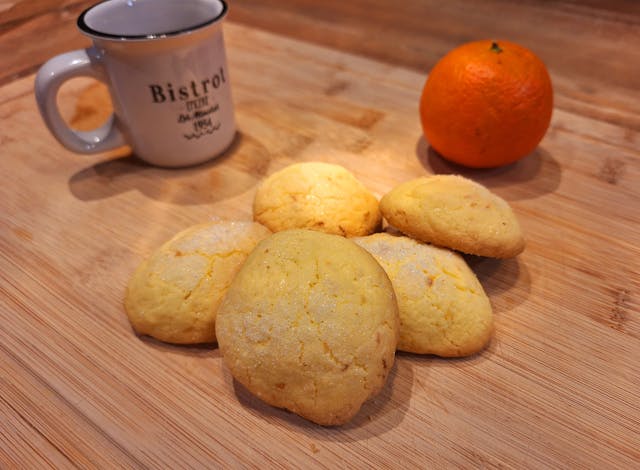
[354,232,493,357]
[215,229,399,426]
[253,162,382,237]
[379,174,525,258]
[124,221,271,344]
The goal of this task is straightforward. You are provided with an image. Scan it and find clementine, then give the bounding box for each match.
[419,39,553,168]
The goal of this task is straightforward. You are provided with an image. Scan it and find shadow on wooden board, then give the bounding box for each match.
[415,136,562,200]
[465,256,531,314]
[68,131,271,205]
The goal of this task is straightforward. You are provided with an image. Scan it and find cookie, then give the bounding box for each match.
[253,162,382,237]
[379,174,524,258]
[124,220,271,344]
[353,233,493,357]
[215,229,399,426]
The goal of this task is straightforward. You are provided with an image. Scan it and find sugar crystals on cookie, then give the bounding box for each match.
[216,229,399,426]
[380,175,525,258]
[253,162,382,237]
[124,220,271,344]
[354,232,493,357]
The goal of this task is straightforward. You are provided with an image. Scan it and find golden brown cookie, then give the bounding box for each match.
[253,162,381,237]
[354,233,493,357]
[124,220,271,344]
[215,229,399,426]
[379,175,524,258]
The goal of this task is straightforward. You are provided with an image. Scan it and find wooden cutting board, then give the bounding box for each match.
[1,22,638,468]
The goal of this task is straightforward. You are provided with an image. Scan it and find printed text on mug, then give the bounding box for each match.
[148,67,227,140]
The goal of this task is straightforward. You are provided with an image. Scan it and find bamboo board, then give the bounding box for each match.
[1,22,639,468]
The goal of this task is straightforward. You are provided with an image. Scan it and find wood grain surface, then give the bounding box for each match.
[1,1,639,468]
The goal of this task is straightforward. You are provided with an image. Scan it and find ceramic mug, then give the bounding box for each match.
[35,0,235,167]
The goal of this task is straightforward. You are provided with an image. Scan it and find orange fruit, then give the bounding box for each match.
[419,39,553,168]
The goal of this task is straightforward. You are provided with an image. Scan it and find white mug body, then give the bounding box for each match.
[35,0,235,168]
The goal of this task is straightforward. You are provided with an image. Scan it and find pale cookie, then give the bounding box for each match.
[124,221,271,344]
[253,162,382,237]
[379,175,525,258]
[354,233,493,357]
[215,229,399,426]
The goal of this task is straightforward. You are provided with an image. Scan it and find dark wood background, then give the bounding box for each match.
[2,0,640,133]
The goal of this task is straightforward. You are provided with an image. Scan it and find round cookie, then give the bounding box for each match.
[215,229,399,426]
[124,220,271,344]
[379,175,525,258]
[354,233,493,357]
[253,162,382,237]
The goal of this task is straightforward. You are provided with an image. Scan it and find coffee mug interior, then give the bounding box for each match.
[79,0,226,39]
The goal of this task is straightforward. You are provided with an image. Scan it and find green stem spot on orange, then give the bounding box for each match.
[490,41,503,54]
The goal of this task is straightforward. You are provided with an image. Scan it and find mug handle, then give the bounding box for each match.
[34,47,126,154]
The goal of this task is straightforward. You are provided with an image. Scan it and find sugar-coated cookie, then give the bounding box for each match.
[253,162,381,237]
[215,229,399,426]
[379,175,525,258]
[354,233,493,357]
[124,221,271,344]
